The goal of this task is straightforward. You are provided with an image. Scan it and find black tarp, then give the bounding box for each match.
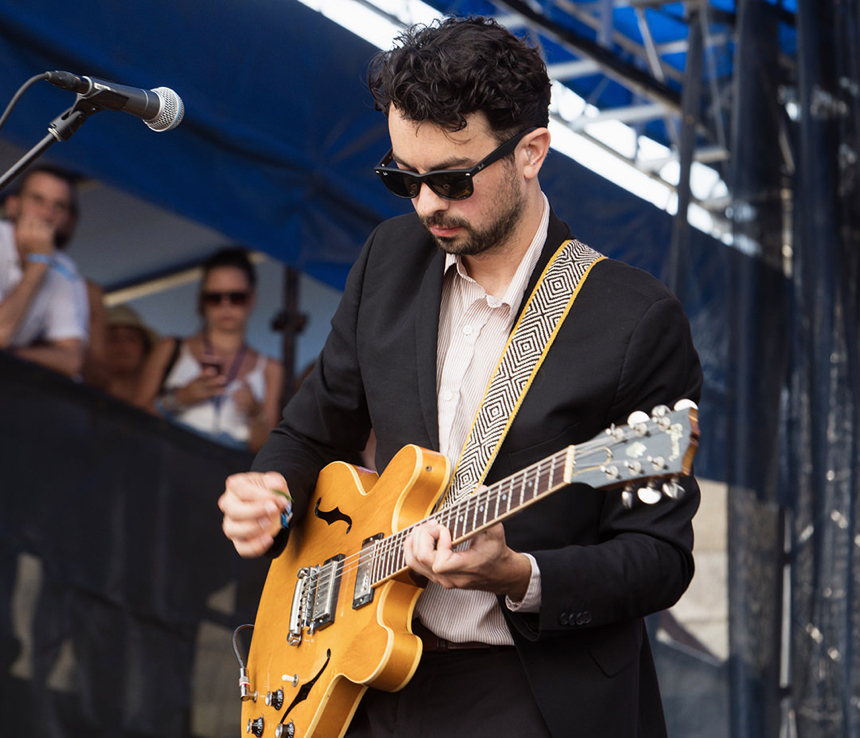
[0,353,269,737]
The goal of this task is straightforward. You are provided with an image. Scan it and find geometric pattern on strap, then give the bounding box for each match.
[440,239,605,508]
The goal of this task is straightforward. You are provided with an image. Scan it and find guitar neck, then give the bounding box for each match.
[372,447,573,585]
[367,404,698,587]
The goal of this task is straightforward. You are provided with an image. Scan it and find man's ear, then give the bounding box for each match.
[523,128,551,180]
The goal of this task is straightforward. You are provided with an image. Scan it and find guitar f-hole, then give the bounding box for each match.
[314,498,353,533]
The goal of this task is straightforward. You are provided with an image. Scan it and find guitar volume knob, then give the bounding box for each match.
[266,689,284,710]
[247,717,264,737]
[276,722,295,738]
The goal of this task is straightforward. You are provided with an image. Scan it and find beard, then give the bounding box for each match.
[419,172,525,257]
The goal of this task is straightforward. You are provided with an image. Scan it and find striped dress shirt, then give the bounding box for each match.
[414,195,550,644]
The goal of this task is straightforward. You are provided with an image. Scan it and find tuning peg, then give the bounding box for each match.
[673,399,698,411]
[627,410,650,436]
[637,486,662,505]
[651,405,670,418]
[605,424,625,442]
[601,465,621,480]
[648,455,666,471]
[662,480,685,499]
[623,460,643,475]
[622,485,635,509]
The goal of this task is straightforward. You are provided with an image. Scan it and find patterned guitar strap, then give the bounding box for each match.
[439,238,605,509]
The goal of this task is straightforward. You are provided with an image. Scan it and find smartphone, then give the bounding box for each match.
[200,356,223,375]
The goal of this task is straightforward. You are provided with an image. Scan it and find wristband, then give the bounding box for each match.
[25,253,76,280]
[26,253,54,267]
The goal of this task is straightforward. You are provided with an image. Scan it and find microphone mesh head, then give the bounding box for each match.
[146,87,185,132]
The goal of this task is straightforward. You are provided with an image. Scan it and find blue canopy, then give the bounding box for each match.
[0,0,404,287]
[0,0,729,481]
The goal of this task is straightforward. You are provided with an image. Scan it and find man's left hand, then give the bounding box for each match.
[404,519,531,600]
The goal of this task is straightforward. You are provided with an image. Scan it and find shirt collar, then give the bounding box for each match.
[444,192,549,310]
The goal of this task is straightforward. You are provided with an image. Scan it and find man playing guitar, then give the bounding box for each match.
[219,16,702,738]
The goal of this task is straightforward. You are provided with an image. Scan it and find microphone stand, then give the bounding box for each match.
[0,90,124,192]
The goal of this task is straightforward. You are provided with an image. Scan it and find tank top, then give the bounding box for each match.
[162,340,267,449]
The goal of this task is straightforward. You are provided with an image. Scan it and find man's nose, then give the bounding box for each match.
[412,182,449,218]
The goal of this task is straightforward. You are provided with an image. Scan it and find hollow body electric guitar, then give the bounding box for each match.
[239,403,699,738]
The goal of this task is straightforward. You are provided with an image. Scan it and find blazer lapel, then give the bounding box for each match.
[414,249,446,450]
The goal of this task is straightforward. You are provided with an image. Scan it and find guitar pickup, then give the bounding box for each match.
[353,533,383,609]
[308,554,345,634]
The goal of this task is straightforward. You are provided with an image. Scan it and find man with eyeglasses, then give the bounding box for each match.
[0,165,89,377]
[220,16,702,738]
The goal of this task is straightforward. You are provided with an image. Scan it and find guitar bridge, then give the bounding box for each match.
[353,533,383,609]
[287,554,345,645]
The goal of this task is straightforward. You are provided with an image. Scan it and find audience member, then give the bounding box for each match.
[101,304,156,403]
[81,280,110,389]
[135,248,284,452]
[0,165,89,377]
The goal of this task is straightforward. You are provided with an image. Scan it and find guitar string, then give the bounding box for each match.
[304,420,671,596]
[296,420,668,601]
[298,449,571,599]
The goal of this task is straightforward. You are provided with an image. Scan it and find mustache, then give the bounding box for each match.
[419,214,469,230]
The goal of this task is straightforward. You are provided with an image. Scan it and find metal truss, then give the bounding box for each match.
[314,0,797,239]
[493,0,738,229]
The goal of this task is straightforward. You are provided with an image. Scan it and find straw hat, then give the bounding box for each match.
[106,304,158,349]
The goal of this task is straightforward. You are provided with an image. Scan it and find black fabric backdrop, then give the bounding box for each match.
[0,353,268,738]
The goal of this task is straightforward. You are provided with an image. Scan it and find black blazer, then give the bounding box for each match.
[255,208,703,737]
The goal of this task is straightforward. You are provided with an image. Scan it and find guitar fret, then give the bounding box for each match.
[547,458,554,495]
[524,468,535,503]
[385,537,394,580]
[481,488,490,528]
[391,533,401,581]
[375,538,385,583]
[518,467,527,507]
[450,508,462,540]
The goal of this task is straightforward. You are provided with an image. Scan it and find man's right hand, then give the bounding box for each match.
[218,472,293,558]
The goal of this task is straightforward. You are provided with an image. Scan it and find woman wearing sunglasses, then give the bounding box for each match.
[136,247,284,452]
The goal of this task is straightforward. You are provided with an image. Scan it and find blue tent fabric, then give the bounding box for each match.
[0,0,404,287]
[0,0,729,482]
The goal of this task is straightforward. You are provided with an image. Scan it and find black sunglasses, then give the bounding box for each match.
[374,127,537,201]
[201,290,251,307]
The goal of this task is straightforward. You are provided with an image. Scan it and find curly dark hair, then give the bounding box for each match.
[367,16,551,141]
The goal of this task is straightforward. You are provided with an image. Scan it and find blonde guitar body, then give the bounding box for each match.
[239,404,698,738]
[242,445,450,738]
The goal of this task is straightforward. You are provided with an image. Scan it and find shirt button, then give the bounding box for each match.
[462,324,473,336]
[443,390,454,402]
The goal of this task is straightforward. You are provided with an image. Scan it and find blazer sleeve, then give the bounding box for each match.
[506,288,703,640]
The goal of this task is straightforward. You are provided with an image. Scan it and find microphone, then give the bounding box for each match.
[45,71,184,132]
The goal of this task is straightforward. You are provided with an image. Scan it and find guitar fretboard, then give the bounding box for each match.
[368,446,574,586]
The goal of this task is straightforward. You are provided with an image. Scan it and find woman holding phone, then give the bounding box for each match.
[136,248,284,452]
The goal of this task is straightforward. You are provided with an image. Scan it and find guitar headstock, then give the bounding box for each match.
[564,400,699,508]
